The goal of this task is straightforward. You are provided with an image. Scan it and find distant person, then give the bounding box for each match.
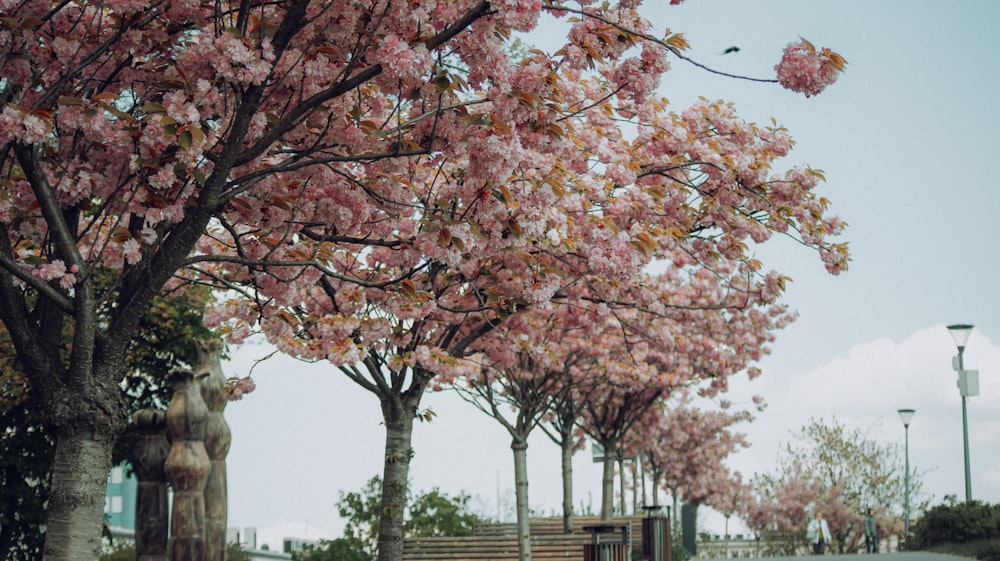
[864,508,878,553]
[807,510,832,555]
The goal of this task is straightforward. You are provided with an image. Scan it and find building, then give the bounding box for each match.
[282,537,319,554]
[104,465,138,532]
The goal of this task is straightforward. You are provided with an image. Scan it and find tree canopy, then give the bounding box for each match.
[0,1,845,559]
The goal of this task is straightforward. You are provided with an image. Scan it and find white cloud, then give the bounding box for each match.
[726,326,1000,508]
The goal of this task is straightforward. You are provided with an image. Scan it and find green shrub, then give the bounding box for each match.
[912,501,1000,547]
[926,538,1000,561]
[99,541,251,561]
[671,539,691,561]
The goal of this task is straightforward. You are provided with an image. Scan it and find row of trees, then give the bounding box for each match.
[305,415,922,561]
[0,1,847,560]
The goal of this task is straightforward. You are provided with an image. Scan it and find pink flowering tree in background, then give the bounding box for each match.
[627,396,754,531]
[537,338,599,532]
[446,258,781,559]
[575,278,785,523]
[445,301,622,559]
[749,418,923,554]
[0,0,846,559]
[747,463,824,555]
[445,308,575,559]
[704,470,754,551]
[582,377,664,521]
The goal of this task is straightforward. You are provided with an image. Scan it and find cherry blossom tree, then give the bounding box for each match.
[578,266,794,520]
[446,308,578,560]
[628,396,754,524]
[447,282,722,558]
[747,464,824,555]
[538,348,592,532]
[0,1,845,559]
[200,41,847,561]
[705,470,754,554]
[750,417,923,554]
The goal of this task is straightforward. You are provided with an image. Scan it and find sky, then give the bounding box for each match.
[220,1,1000,550]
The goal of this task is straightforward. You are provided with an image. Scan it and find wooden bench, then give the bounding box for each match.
[403,534,593,560]
[473,516,647,537]
[406,516,651,561]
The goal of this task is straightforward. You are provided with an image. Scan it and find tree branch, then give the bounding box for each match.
[234,1,492,167]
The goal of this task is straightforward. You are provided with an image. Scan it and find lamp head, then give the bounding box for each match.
[898,408,916,427]
[947,324,974,350]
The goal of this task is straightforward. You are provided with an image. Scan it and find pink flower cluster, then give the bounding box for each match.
[374,34,432,92]
[224,376,257,401]
[15,250,79,291]
[0,105,51,144]
[775,39,845,97]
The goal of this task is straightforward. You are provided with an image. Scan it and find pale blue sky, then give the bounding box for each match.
[221,1,1000,547]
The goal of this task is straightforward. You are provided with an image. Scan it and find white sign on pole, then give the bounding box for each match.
[959,370,980,397]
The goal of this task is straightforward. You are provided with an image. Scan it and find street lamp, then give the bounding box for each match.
[897,408,915,545]
[947,323,975,502]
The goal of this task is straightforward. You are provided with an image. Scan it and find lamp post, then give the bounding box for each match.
[947,323,974,502]
[898,408,915,545]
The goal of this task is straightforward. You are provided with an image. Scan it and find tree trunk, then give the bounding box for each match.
[377,394,419,561]
[600,440,617,521]
[43,429,117,560]
[631,459,639,513]
[511,437,533,561]
[560,435,574,533]
[672,494,679,535]
[651,470,661,507]
[40,373,127,561]
[617,453,626,516]
[639,456,647,509]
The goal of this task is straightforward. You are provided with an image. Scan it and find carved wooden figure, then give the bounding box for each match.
[197,339,232,561]
[131,408,170,561]
[164,370,211,561]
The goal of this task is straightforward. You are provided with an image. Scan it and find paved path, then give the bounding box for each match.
[704,554,973,561]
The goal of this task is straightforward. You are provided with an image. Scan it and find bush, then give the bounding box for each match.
[912,501,1000,547]
[671,537,691,561]
[925,539,1000,561]
[99,541,251,561]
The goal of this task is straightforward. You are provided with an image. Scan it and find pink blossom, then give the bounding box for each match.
[374,34,432,92]
[0,106,51,144]
[775,39,845,97]
[122,239,142,265]
[224,376,257,401]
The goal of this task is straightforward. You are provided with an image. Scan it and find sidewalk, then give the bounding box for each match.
[707,554,973,561]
